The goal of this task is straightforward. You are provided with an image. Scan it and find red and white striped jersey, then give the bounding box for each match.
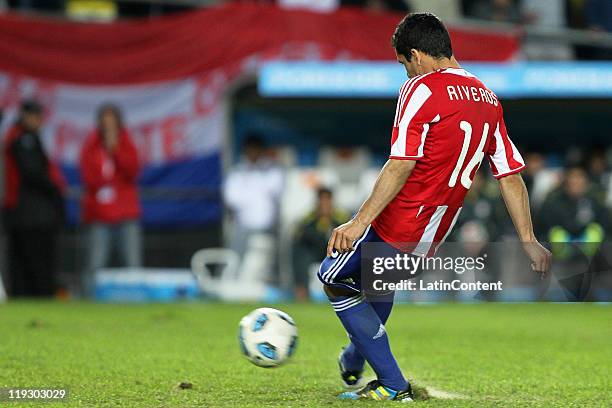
[372,67,525,256]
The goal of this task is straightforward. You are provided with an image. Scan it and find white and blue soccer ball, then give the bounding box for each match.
[238,307,298,368]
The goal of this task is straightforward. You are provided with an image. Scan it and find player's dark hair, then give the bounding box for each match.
[391,13,453,61]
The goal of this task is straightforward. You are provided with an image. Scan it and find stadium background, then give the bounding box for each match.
[0,2,611,407]
[0,0,610,303]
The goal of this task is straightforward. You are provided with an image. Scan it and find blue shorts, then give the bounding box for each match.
[317,225,386,293]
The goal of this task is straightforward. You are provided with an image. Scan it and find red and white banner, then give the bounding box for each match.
[0,72,226,165]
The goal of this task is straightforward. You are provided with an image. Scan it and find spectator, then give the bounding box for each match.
[467,0,524,24]
[451,172,502,241]
[539,166,609,260]
[521,151,561,211]
[292,187,349,301]
[223,133,283,277]
[80,103,141,297]
[522,151,546,196]
[586,148,610,202]
[2,100,65,297]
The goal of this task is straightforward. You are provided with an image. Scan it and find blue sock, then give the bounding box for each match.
[330,293,407,391]
[341,292,395,373]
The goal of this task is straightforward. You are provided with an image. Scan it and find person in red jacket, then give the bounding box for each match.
[80,103,142,297]
[2,100,65,297]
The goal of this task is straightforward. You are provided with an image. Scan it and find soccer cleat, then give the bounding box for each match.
[338,379,414,402]
[338,350,363,388]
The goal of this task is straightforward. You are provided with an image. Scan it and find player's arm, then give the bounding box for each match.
[488,107,551,274]
[326,81,434,256]
[498,174,551,274]
[326,159,415,256]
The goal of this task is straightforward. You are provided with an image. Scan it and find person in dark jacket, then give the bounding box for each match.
[292,188,349,301]
[2,100,65,297]
[80,103,141,297]
[539,166,610,260]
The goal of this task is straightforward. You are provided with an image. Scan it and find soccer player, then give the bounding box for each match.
[317,13,552,402]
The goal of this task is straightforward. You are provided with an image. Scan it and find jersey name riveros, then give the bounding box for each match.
[446,84,498,106]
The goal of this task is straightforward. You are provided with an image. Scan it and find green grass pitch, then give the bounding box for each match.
[0,301,610,407]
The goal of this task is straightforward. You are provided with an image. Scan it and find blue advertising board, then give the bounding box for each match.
[259,61,612,99]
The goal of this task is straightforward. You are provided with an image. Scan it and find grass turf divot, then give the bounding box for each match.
[411,384,431,401]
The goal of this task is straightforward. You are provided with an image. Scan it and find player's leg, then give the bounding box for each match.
[338,228,397,376]
[340,290,395,377]
[319,230,370,382]
[324,285,406,387]
[317,227,409,399]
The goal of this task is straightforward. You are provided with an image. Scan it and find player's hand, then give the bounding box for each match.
[522,240,552,278]
[326,219,367,257]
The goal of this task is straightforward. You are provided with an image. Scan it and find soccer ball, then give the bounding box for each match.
[238,307,298,368]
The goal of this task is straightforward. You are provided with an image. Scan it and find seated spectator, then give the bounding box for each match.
[521,151,559,211]
[539,166,609,260]
[451,172,501,241]
[522,151,544,194]
[223,133,284,277]
[292,188,349,301]
[80,103,142,297]
[586,148,610,202]
[2,100,65,297]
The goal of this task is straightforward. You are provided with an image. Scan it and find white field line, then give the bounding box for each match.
[425,386,469,400]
